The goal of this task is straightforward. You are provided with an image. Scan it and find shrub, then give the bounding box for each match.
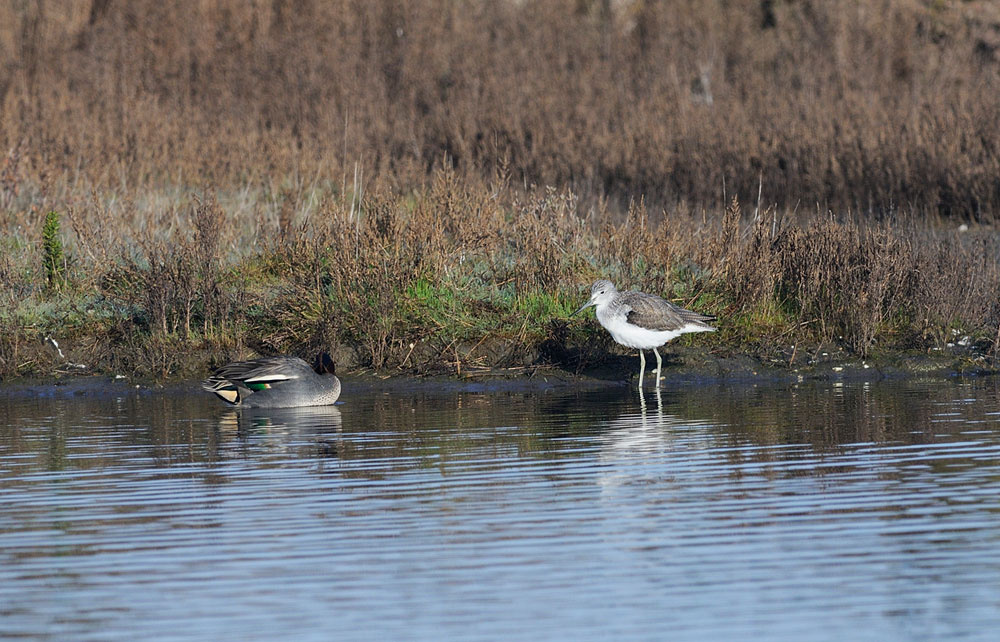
[41,211,66,291]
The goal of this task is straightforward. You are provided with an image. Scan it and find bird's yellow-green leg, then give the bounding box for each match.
[638,350,645,388]
[653,348,662,388]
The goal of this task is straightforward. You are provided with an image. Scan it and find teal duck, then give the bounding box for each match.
[202,354,341,408]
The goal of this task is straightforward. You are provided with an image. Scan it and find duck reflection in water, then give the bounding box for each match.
[215,405,344,460]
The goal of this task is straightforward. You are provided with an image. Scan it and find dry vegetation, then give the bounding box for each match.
[1,0,999,379]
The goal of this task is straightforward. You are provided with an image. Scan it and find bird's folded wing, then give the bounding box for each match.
[624,292,713,331]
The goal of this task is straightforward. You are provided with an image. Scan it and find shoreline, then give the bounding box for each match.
[6,344,995,395]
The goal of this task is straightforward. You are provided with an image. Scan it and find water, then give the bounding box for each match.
[2,376,1000,641]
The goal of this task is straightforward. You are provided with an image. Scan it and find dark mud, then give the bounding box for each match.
[5,343,995,402]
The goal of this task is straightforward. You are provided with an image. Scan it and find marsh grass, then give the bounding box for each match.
[2,1,1000,378]
[3,167,998,379]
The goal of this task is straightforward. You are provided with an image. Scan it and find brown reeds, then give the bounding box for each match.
[1,1,999,379]
[2,1,1000,218]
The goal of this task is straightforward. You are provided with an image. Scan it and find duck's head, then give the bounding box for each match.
[312,352,337,376]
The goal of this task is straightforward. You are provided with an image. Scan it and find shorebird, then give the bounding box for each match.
[573,279,716,387]
[202,353,341,408]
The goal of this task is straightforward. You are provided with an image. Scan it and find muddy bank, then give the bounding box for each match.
[7,340,996,394]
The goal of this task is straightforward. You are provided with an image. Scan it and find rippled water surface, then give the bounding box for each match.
[3,376,1000,641]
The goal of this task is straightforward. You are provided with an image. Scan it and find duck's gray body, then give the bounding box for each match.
[574,279,716,387]
[202,356,341,408]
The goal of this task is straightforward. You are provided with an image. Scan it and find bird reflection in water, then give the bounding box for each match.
[215,405,344,460]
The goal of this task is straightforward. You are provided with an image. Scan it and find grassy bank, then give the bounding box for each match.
[2,1,1000,380]
[2,169,998,380]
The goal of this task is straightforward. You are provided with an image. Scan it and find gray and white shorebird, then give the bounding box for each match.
[202,354,341,408]
[573,279,716,387]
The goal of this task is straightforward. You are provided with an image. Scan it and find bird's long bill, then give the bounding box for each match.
[571,299,595,317]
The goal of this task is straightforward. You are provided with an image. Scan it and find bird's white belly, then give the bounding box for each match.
[600,316,682,349]
[596,310,715,349]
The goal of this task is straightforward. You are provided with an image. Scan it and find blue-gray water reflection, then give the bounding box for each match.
[2,378,1000,641]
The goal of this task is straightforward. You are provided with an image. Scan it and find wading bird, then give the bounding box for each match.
[573,280,715,387]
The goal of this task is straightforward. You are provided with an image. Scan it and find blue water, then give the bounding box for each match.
[2,378,1000,641]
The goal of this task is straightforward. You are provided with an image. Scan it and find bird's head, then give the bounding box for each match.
[572,279,617,316]
[312,352,337,376]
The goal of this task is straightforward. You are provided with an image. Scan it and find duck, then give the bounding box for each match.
[202,353,341,408]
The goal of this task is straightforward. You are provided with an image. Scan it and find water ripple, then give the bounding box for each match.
[2,379,1000,641]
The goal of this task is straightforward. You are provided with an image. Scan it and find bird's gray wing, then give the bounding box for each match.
[621,291,715,332]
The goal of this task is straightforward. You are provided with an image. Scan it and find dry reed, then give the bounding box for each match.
[1,1,999,378]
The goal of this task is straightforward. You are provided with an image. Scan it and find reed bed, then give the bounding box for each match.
[2,169,998,378]
[1,0,999,378]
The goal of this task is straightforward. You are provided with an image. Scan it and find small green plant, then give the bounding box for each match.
[42,211,66,291]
